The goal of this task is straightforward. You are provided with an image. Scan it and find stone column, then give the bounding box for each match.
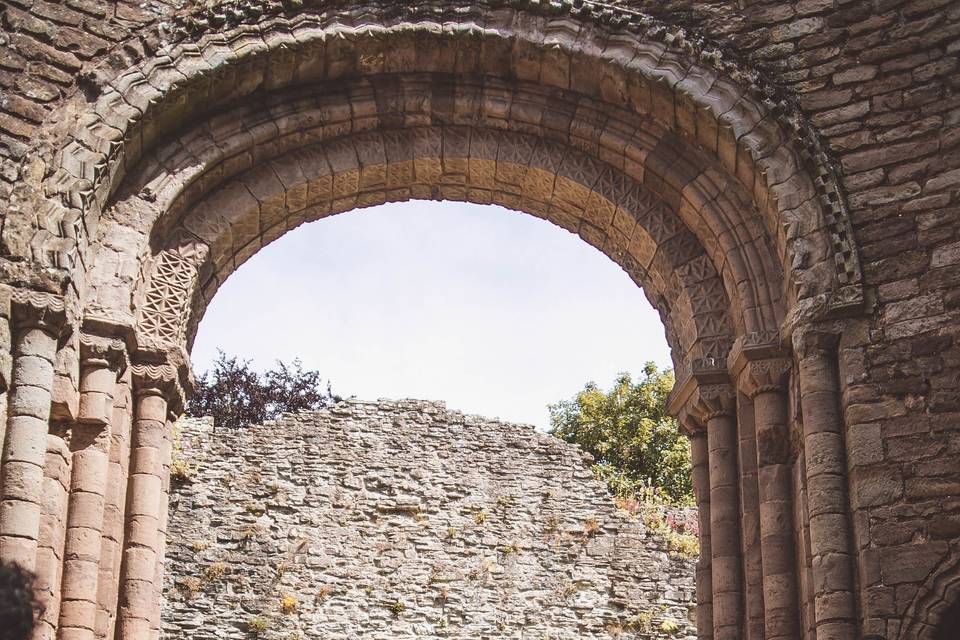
[116,367,174,640]
[33,431,71,640]
[0,291,66,569]
[58,338,126,640]
[689,427,714,640]
[95,374,132,640]
[793,329,857,640]
[0,288,13,460]
[149,416,174,640]
[736,393,765,640]
[739,358,801,640]
[693,384,742,640]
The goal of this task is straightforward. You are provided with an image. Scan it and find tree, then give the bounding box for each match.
[548,362,693,505]
[187,351,340,429]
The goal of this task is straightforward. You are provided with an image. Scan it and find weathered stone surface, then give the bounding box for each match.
[0,1,958,638]
[162,403,697,640]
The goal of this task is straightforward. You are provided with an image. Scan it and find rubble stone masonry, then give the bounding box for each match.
[161,401,697,639]
[0,1,958,638]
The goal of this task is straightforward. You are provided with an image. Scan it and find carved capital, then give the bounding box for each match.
[79,332,129,374]
[667,361,731,426]
[10,288,67,335]
[130,345,193,416]
[727,330,783,374]
[690,383,736,422]
[737,358,792,399]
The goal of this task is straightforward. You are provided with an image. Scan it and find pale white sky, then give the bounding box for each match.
[191,201,671,429]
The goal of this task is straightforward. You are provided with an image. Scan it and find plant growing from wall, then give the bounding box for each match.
[169,421,197,484]
[246,617,270,636]
[279,593,298,614]
[204,562,228,582]
[175,577,203,599]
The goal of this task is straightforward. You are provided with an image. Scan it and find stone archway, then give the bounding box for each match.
[1,2,904,640]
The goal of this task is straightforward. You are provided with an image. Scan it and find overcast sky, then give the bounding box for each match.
[191,201,671,429]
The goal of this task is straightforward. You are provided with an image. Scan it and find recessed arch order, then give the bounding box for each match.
[0,3,873,640]
[59,6,862,368]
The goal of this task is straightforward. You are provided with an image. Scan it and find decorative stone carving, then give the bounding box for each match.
[10,288,67,334]
[156,2,862,307]
[691,383,737,423]
[77,333,128,426]
[737,358,791,399]
[80,332,129,374]
[136,252,198,347]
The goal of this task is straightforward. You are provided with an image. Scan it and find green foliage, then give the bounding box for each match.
[246,617,269,635]
[548,362,693,505]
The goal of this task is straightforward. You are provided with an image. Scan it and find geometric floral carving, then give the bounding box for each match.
[136,251,197,345]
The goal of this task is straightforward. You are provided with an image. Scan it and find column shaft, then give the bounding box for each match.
[737,395,765,640]
[149,419,174,640]
[116,390,168,640]
[754,388,800,640]
[0,324,59,568]
[58,361,117,640]
[96,378,132,640]
[798,348,857,640]
[33,433,71,640]
[690,432,713,640]
[708,412,743,640]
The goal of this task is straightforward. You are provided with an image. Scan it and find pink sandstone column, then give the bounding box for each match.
[696,384,743,640]
[58,350,121,640]
[793,329,857,640]
[689,428,714,640]
[0,293,65,569]
[149,417,174,640]
[742,359,801,640]
[116,380,170,640]
[33,432,71,640]
[95,376,132,640]
[736,394,765,640]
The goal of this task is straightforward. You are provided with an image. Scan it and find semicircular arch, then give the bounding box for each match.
[38,1,862,338]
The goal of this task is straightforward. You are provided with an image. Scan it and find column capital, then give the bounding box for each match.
[727,331,784,374]
[10,288,68,335]
[737,359,792,399]
[691,383,737,422]
[130,347,193,417]
[79,332,129,374]
[668,360,731,430]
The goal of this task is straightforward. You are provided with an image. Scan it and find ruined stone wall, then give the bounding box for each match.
[161,400,698,640]
[2,2,960,638]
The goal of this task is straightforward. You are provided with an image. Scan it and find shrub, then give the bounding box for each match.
[549,364,693,505]
[187,351,339,430]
